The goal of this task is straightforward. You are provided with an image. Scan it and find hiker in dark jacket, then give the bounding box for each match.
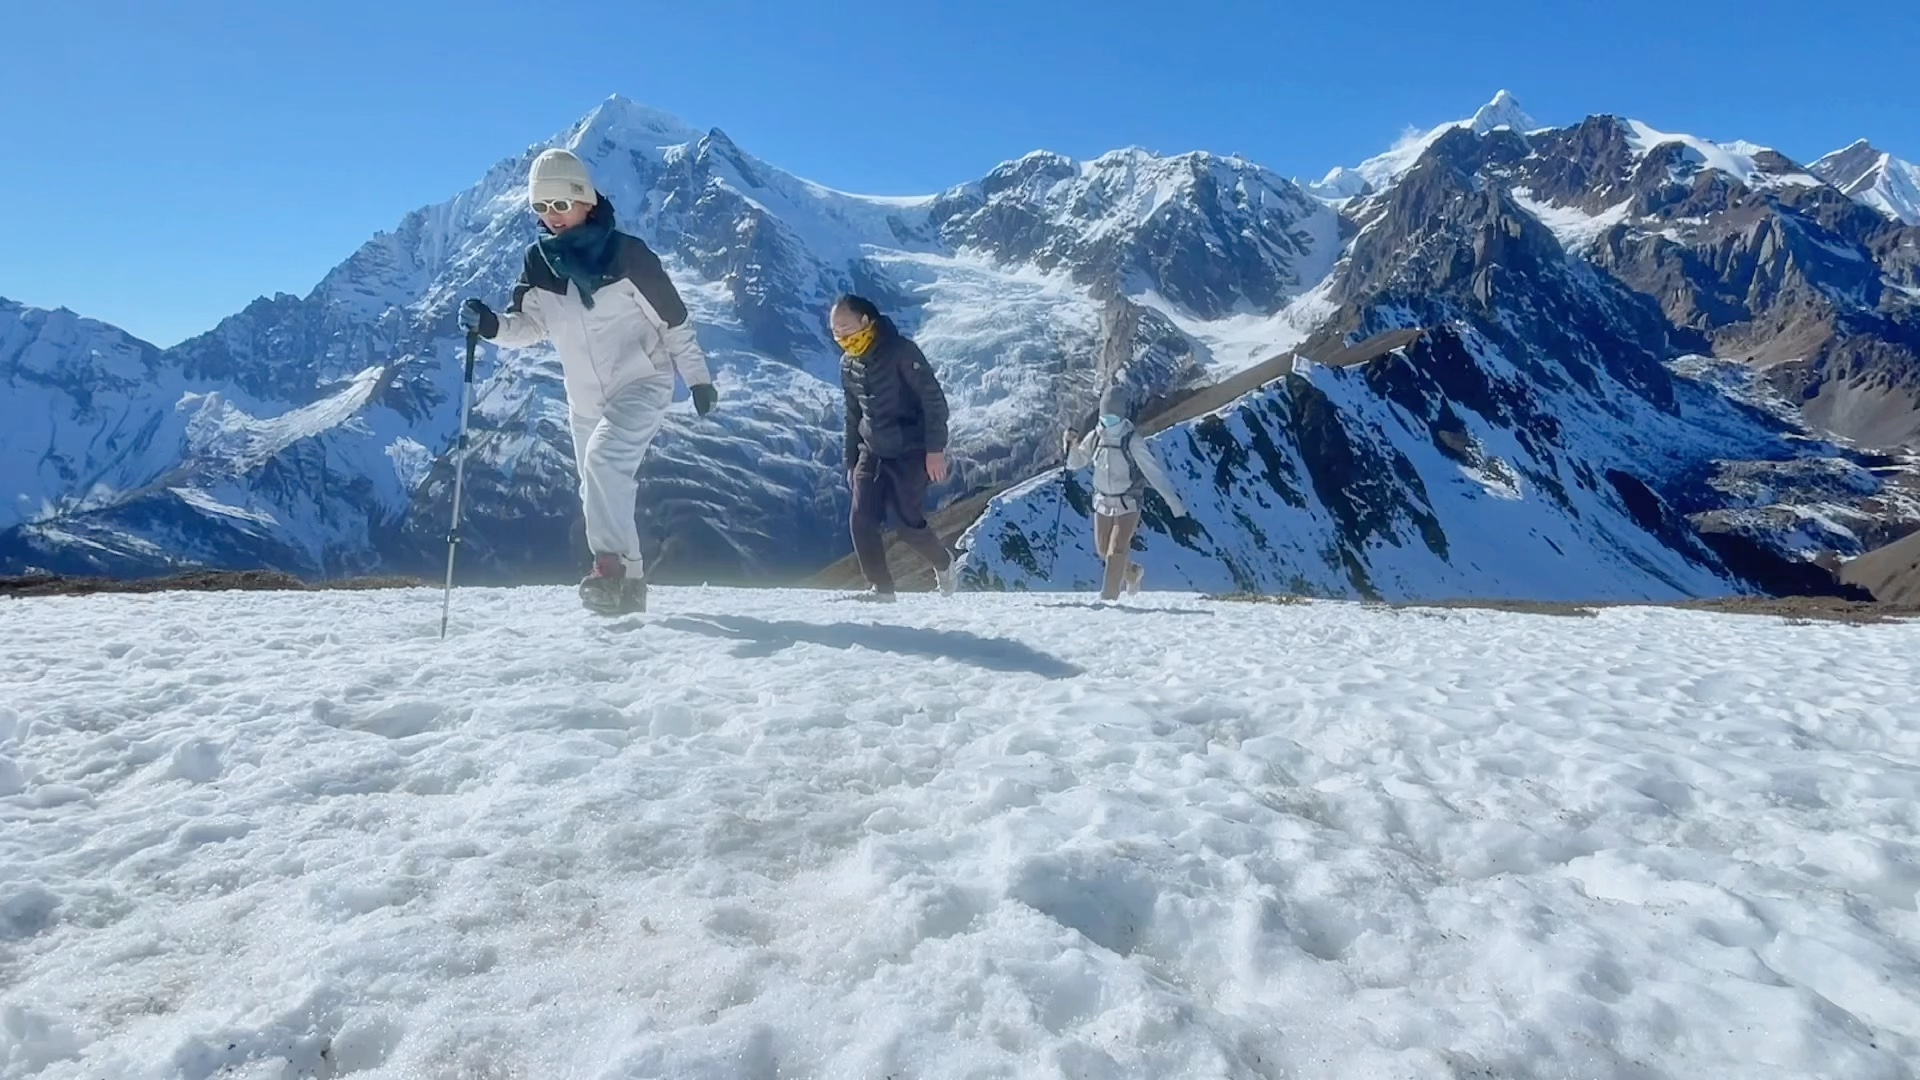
[832,294,958,602]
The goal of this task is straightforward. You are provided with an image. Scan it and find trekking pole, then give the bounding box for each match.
[1043,456,1069,580]
[439,331,479,639]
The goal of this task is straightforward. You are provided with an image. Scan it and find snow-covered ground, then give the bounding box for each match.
[3,586,1918,1079]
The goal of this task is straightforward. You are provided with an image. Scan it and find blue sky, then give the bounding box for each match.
[5,0,1915,347]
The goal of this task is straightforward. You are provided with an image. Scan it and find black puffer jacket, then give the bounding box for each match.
[840,317,950,467]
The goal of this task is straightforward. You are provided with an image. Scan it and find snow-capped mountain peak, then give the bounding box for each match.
[931,145,1342,320]
[1618,119,1821,189]
[1469,88,1538,134]
[567,93,705,151]
[1307,165,1371,200]
[1812,138,1888,188]
[1810,139,1920,225]
[1310,90,1542,199]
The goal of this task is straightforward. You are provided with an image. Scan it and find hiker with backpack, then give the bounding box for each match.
[459,148,719,616]
[1064,384,1189,601]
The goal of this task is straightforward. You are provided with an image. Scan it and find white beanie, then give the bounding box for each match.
[529,149,598,206]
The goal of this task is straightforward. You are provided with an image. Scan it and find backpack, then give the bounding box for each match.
[1090,423,1141,500]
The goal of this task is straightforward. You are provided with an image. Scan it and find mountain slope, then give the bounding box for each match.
[1811,139,1920,226]
[960,108,1914,600]
[932,147,1342,322]
[1,300,175,532]
[1842,528,1920,603]
[0,298,417,577]
[1344,105,1920,455]
[1305,99,1920,448]
[1483,117,1920,450]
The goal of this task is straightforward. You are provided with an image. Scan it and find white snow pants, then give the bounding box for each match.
[568,373,675,576]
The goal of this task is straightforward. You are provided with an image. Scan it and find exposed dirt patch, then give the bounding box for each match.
[1,571,427,599]
[1391,598,1601,619]
[1206,591,1916,625]
[1664,595,1920,625]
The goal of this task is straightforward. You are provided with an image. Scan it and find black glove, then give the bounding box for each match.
[459,298,499,339]
[690,383,718,416]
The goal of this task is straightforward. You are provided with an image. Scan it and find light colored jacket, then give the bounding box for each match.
[492,232,712,417]
[1068,419,1189,518]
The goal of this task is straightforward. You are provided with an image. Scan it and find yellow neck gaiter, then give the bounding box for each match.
[836,323,878,358]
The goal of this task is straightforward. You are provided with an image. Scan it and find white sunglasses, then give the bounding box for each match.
[531,199,580,215]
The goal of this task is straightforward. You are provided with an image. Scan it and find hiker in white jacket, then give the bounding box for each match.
[1065,384,1189,601]
[459,148,717,616]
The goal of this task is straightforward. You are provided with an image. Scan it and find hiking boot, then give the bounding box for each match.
[934,561,959,597]
[617,576,647,614]
[1125,564,1145,595]
[580,554,646,615]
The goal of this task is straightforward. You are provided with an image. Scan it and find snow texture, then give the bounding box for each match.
[1508,190,1635,254]
[2,586,1917,1079]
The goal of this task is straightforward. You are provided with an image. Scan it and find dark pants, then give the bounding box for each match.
[850,451,953,592]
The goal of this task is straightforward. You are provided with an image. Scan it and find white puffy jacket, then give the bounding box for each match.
[491,228,712,417]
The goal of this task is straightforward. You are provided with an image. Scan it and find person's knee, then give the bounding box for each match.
[583,439,644,479]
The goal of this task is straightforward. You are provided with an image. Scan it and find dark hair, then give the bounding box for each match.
[832,294,881,321]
